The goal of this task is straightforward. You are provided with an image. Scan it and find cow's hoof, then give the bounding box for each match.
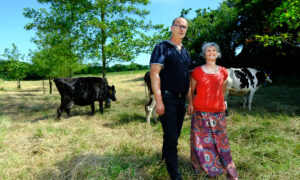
[105,101,111,108]
[55,117,61,121]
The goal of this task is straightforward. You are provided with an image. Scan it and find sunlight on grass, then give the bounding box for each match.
[0,72,299,179]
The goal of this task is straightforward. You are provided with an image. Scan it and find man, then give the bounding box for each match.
[150,17,191,180]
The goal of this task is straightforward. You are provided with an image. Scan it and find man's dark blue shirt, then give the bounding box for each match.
[150,40,192,96]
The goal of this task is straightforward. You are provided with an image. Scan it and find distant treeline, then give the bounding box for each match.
[0,60,149,80]
[75,63,149,75]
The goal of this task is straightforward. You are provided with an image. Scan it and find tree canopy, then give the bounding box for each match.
[24,0,168,79]
[184,0,299,75]
[1,44,28,88]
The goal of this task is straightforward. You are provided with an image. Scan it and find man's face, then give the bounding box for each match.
[171,18,188,39]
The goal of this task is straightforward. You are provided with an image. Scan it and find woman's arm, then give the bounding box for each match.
[187,77,196,115]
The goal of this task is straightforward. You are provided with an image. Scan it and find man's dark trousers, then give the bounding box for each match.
[160,90,186,179]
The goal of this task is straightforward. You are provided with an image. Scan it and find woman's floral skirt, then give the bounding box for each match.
[190,111,238,179]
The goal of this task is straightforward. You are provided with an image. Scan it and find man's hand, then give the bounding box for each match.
[156,100,165,116]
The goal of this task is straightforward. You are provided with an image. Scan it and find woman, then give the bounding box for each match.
[187,42,238,179]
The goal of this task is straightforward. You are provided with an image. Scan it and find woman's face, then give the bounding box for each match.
[205,46,218,61]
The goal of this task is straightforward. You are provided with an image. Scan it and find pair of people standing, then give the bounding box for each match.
[149,17,238,180]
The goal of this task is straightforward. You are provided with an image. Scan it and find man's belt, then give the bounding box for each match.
[163,90,185,98]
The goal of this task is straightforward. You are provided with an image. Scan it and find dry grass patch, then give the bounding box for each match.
[0,72,299,180]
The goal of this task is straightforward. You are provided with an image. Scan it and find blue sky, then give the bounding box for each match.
[0,0,223,65]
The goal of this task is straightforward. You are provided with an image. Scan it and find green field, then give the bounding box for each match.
[0,71,299,180]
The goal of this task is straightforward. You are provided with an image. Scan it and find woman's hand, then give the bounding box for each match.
[187,103,194,115]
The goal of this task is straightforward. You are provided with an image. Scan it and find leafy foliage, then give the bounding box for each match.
[1,44,28,88]
[255,0,300,47]
[184,0,299,76]
[183,2,239,67]
[24,0,168,79]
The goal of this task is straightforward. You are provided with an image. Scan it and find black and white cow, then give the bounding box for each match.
[225,68,272,111]
[54,77,116,119]
[144,71,157,124]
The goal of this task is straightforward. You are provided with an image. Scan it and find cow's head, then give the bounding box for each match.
[262,70,272,84]
[107,85,116,101]
[265,73,272,83]
[256,70,272,86]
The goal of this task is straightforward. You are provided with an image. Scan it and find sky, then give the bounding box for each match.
[0,0,223,66]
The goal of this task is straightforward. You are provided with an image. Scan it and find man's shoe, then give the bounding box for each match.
[171,174,183,180]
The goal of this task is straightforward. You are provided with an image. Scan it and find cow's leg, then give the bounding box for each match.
[152,107,157,123]
[150,96,157,123]
[65,101,74,117]
[99,100,104,113]
[248,90,256,111]
[224,91,229,116]
[225,100,229,116]
[66,101,74,108]
[145,95,156,124]
[57,104,63,120]
[66,108,71,117]
[91,102,95,115]
[105,98,111,108]
[243,96,247,109]
[145,107,151,125]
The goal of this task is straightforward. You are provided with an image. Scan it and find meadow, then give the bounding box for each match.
[0,70,299,180]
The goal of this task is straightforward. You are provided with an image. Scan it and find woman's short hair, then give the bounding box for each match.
[201,42,222,59]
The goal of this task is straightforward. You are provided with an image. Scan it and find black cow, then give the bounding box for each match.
[144,71,157,124]
[54,77,116,119]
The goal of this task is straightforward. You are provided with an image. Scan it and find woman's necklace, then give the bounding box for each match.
[202,64,219,74]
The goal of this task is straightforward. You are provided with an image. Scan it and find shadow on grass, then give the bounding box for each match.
[122,76,144,83]
[31,115,57,123]
[18,88,44,92]
[103,112,158,128]
[37,152,199,180]
[226,85,300,117]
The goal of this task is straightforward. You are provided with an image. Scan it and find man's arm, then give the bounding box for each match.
[150,64,165,116]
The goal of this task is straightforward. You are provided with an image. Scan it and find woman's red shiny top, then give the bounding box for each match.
[191,66,228,112]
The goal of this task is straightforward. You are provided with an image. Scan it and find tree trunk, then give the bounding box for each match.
[42,80,45,94]
[101,7,106,79]
[49,77,52,94]
[69,68,73,77]
[102,59,106,79]
[100,6,110,108]
[17,79,21,89]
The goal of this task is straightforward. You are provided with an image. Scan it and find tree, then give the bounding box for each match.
[81,0,167,78]
[185,0,299,72]
[255,0,300,48]
[29,35,75,94]
[1,44,27,88]
[225,0,298,51]
[182,2,239,67]
[24,0,85,78]
[24,0,168,79]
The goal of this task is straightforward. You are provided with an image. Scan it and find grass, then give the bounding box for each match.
[0,71,299,180]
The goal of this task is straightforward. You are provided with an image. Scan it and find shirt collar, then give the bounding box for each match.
[165,40,185,51]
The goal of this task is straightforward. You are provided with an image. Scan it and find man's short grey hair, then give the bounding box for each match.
[201,42,222,58]
[172,17,188,26]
